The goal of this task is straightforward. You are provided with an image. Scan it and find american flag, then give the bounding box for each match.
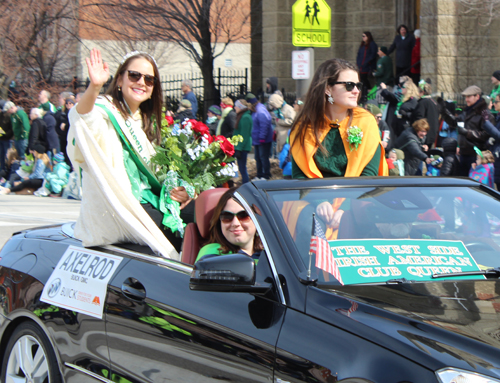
[336,299,359,317]
[309,215,344,285]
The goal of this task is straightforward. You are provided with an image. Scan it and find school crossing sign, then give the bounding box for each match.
[292,0,331,47]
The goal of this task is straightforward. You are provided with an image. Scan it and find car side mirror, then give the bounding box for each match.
[190,254,271,294]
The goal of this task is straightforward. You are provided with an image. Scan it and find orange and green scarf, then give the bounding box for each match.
[290,107,388,178]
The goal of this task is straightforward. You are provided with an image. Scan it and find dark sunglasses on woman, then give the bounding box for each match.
[127,70,157,87]
[220,210,251,223]
[334,81,363,92]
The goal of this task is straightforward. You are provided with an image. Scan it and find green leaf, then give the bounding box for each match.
[178,134,189,145]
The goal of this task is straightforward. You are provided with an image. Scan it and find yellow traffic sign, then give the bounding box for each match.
[292,0,331,47]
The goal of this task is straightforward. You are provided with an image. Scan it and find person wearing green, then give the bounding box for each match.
[196,187,262,263]
[3,101,30,158]
[233,99,253,184]
[38,90,57,113]
[373,46,394,87]
[67,48,193,259]
[490,71,500,112]
[373,46,394,106]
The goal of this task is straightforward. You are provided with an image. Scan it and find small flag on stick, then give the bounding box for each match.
[309,215,343,285]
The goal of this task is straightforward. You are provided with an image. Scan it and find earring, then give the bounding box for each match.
[118,86,122,92]
[327,93,334,104]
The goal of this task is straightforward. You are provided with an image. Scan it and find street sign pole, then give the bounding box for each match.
[292,0,331,98]
[295,48,314,98]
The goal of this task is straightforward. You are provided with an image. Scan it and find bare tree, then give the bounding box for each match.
[460,0,500,25]
[96,39,176,75]
[0,0,77,98]
[80,0,251,113]
[23,19,78,84]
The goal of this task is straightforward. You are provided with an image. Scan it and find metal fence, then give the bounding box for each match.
[161,68,248,117]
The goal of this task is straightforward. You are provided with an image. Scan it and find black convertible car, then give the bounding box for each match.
[1,177,500,383]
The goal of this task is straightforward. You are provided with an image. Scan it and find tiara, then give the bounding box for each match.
[120,51,158,67]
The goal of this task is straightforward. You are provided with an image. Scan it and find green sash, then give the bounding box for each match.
[95,103,189,235]
[96,103,162,195]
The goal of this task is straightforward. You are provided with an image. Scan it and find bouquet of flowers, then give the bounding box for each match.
[152,115,242,194]
[150,114,242,236]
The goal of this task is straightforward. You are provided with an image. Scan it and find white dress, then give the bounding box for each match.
[67,96,179,260]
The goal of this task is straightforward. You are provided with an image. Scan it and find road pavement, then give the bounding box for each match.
[0,195,81,249]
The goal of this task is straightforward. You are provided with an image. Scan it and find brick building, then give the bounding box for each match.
[252,0,500,98]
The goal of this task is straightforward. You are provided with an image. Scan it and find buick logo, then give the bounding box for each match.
[47,278,62,298]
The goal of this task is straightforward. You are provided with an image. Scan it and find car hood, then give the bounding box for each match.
[307,280,500,375]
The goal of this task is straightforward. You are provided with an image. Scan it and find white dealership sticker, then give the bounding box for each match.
[41,246,123,319]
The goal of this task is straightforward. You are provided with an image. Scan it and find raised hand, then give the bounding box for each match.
[85,48,110,88]
[77,48,111,114]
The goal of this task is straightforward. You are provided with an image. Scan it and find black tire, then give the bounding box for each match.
[1,321,62,383]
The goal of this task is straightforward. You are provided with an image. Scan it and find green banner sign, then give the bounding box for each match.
[329,239,484,285]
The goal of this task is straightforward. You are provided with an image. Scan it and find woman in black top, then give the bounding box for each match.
[387,25,416,80]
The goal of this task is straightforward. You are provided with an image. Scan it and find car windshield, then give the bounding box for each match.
[268,185,500,285]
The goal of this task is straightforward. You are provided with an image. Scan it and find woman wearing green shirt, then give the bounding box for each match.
[196,187,263,262]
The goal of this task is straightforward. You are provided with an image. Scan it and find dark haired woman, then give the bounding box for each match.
[289,58,387,239]
[356,31,378,104]
[195,187,263,262]
[290,58,387,179]
[387,24,416,80]
[68,48,190,258]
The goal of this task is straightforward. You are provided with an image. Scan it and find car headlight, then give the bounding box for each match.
[436,368,500,383]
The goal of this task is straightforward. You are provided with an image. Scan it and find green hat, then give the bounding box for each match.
[366,103,381,116]
[246,93,258,103]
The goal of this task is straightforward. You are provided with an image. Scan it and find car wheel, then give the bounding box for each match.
[2,321,62,383]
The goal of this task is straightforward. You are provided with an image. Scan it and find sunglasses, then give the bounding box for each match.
[127,70,157,87]
[334,81,363,91]
[220,210,251,224]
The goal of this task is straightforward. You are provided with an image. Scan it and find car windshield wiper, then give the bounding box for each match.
[386,278,416,284]
[432,268,500,279]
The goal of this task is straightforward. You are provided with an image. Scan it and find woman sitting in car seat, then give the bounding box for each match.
[195,187,263,262]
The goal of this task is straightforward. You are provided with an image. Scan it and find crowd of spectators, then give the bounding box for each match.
[3,28,500,196]
[0,90,79,198]
[354,26,500,188]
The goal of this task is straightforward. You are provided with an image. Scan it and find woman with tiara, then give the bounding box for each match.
[68,48,192,258]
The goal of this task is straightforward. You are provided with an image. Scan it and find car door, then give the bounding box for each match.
[104,248,285,383]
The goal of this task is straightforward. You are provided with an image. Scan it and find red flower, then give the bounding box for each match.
[221,162,227,167]
[218,136,235,156]
[192,121,210,136]
[183,119,198,128]
[204,134,213,144]
[165,115,174,126]
[214,135,225,142]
